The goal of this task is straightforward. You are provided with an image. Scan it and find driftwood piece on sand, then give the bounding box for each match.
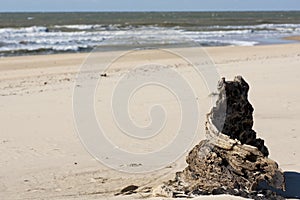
[154,76,285,199]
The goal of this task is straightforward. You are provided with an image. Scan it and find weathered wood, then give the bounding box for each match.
[154,76,285,199]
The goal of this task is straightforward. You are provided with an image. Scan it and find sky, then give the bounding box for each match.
[0,0,300,12]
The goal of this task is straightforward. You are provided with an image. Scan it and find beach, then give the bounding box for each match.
[1,43,300,199]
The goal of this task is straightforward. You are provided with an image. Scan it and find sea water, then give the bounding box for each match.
[0,11,300,56]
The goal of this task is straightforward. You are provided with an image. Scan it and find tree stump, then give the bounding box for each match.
[154,76,285,199]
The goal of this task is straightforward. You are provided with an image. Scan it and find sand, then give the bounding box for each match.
[0,44,300,200]
[284,35,300,42]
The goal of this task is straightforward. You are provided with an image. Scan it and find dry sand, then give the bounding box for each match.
[0,44,300,200]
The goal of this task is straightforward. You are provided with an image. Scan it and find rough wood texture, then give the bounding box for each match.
[154,76,285,199]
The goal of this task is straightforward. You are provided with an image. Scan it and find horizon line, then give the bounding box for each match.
[1,10,300,13]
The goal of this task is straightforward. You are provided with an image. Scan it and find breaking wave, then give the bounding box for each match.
[0,23,300,56]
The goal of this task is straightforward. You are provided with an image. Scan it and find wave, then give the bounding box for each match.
[205,23,300,31]
[54,24,105,30]
[0,26,49,34]
[0,23,300,56]
[53,24,127,31]
[195,39,258,46]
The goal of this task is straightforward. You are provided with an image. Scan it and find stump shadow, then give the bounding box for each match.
[279,171,300,199]
[259,171,300,198]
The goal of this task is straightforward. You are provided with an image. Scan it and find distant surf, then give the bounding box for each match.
[0,12,300,56]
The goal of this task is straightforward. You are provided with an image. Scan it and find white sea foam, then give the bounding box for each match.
[209,24,300,30]
[0,26,48,34]
[0,23,300,55]
[54,24,123,30]
[54,24,104,30]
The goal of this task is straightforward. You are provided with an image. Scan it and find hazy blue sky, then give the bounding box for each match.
[1,0,300,12]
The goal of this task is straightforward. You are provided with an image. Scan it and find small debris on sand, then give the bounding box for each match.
[115,185,139,196]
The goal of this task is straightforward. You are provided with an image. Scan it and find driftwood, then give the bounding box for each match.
[154,76,285,199]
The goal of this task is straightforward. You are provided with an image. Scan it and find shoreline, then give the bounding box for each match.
[0,42,300,63]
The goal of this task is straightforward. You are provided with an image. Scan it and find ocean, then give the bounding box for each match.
[0,11,300,56]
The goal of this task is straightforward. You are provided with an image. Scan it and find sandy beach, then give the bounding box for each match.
[1,43,300,200]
